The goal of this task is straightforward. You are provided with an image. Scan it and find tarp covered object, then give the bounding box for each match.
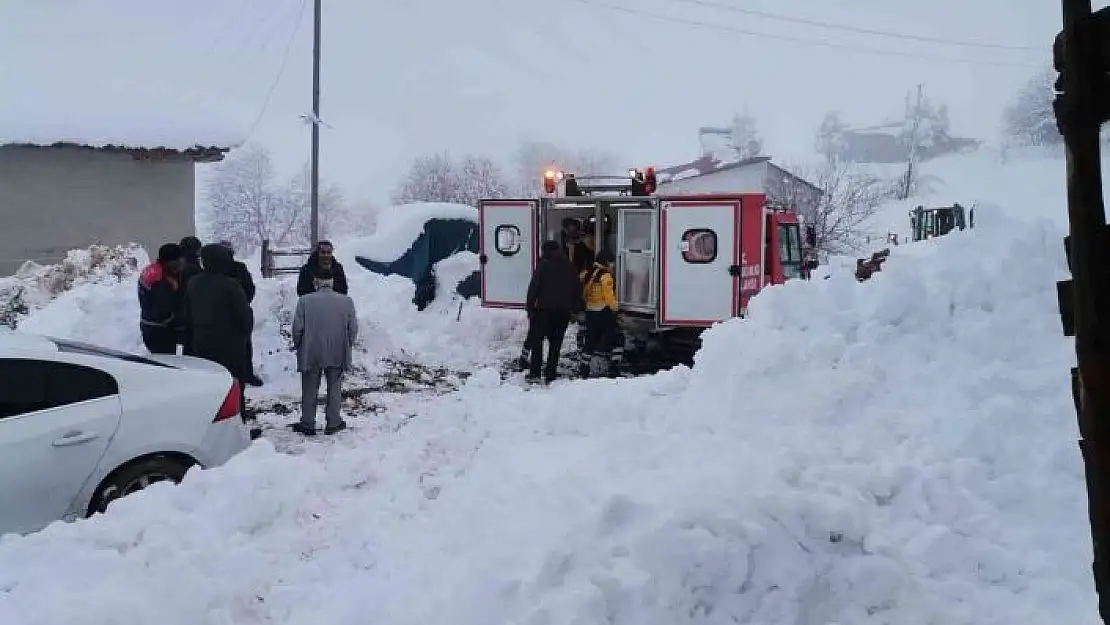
[354,217,480,308]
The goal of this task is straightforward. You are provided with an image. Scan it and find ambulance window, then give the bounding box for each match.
[495,225,522,256]
[681,229,717,263]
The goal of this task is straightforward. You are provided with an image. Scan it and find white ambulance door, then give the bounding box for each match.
[658,198,741,326]
[479,199,538,309]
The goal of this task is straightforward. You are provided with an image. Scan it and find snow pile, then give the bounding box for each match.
[347,201,478,262]
[0,201,1096,624]
[0,244,146,331]
[243,255,520,397]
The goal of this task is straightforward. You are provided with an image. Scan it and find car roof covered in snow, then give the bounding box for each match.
[0,331,59,355]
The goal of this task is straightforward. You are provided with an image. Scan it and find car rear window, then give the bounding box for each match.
[50,338,177,368]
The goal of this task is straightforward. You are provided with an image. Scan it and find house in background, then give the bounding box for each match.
[837,121,981,164]
[0,133,236,276]
[656,155,824,215]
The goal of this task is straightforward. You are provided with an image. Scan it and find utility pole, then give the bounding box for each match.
[309,0,322,247]
[1054,1,1110,622]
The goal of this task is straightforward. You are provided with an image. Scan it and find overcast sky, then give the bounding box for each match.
[3,0,1092,203]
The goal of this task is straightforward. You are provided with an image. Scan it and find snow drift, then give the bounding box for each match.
[0,200,1095,623]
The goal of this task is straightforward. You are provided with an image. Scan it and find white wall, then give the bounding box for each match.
[657,161,770,195]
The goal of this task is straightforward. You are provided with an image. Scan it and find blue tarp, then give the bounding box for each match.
[354,218,480,308]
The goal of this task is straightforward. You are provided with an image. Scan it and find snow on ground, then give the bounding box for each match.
[862,145,1110,243]
[346,202,478,262]
[9,233,523,401]
[0,159,1099,623]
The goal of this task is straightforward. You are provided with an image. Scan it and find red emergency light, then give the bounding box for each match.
[643,166,657,194]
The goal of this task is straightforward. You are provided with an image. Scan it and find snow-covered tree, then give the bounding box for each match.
[392,152,510,207]
[728,112,763,160]
[201,144,344,253]
[815,111,848,164]
[895,86,952,199]
[1002,68,1062,148]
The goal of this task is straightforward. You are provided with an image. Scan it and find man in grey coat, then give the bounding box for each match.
[290,269,359,435]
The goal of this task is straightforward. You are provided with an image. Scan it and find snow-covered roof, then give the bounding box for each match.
[0,79,246,159]
[348,202,478,262]
[655,155,771,184]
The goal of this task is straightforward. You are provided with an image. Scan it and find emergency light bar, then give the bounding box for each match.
[542,166,658,196]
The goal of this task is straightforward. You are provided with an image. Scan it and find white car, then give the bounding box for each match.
[0,332,251,536]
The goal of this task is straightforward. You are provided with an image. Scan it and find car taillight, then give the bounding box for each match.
[213,380,241,422]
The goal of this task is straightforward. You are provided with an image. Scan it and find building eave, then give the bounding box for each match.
[0,141,232,163]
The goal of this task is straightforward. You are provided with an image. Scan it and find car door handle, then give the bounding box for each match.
[52,431,99,447]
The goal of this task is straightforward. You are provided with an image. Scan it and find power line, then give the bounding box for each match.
[244,0,309,141]
[664,0,1044,52]
[569,0,1042,68]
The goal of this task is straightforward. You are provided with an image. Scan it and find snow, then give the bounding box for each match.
[0,75,247,151]
[0,149,1101,624]
[347,202,478,262]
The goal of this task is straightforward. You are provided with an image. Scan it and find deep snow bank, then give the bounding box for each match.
[0,206,1094,624]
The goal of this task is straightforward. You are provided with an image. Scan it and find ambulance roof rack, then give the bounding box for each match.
[545,167,657,197]
[572,174,638,196]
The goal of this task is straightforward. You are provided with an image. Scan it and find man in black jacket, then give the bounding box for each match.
[297,240,349,297]
[525,240,583,384]
[186,244,255,427]
[177,236,204,354]
[219,241,262,386]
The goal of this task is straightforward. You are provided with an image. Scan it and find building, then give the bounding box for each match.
[656,155,823,215]
[0,138,235,276]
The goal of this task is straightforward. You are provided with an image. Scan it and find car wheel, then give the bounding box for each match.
[87,455,193,516]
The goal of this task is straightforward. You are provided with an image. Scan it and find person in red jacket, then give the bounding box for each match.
[137,243,187,354]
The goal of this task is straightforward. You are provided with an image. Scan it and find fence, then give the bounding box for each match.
[260,239,312,279]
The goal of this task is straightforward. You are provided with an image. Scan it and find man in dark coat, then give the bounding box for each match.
[177,236,204,354]
[137,243,187,354]
[218,241,262,386]
[186,244,255,426]
[525,240,584,384]
[297,240,349,297]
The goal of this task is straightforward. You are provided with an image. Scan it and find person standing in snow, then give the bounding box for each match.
[291,269,359,436]
[218,240,263,387]
[186,244,258,435]
[525,240,583,384]
[296,240,349,297]
[579,249,621,377]
[137,243,187,355]
[178,236,204,354]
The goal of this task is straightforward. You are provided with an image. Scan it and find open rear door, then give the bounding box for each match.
[658,197,741,326]
[478,199,538,309]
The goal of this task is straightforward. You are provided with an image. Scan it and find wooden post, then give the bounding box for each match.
[1056,1,1110,621]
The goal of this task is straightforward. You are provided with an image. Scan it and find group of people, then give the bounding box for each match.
[522,217,623,384]
[136,238,358,437]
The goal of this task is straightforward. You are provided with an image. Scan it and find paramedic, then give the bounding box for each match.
[560,217,594,274]
[525,241,583,384]
[581,249,620,358]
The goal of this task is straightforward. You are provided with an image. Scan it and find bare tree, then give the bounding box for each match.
[512,139,622,196]
[391,152,510,206]
[285,163,347,240]
[774,160,897,257]
[201,144,345,252]
[815,111,848,164]
[896,85,952,199]
[728,111,763,160]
